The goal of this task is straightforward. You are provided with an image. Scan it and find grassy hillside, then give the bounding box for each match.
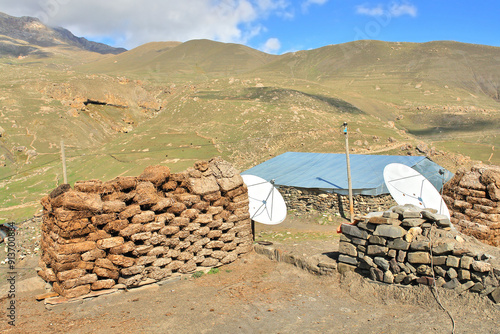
[81,39,277,81]
[1,39,499,223]
[251,40,500,165]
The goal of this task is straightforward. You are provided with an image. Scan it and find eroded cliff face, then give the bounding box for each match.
[36,77,162,113]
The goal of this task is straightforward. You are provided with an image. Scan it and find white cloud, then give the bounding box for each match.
[257,0,289,12]
[261,37,281,53]
[356,4,385,16]
[256,0,294,19]
[389,2,417,17]
[0,0,294,49]
[356,1,417,18]
[302,0,329,12]
[305,0,329,5]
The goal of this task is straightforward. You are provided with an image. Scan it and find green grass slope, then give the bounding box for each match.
[252,40,500,165]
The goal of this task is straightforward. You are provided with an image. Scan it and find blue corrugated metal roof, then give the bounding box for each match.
[242,152,452,195]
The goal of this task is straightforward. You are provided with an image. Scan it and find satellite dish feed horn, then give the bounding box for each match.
[383,163,450,219]
[242,175,287,225]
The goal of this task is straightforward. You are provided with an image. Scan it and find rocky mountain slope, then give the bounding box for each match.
[0,12,126,57]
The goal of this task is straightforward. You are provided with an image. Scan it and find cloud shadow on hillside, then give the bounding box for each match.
[195,87,364,114]
[407,119,498,137]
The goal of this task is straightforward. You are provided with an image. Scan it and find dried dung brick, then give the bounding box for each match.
[138,165,170,187]
[91,279,116,290]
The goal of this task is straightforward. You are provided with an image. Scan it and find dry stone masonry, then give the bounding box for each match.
[279,186,396,217]
[338,204,500,303]
[442,165,500,247]
[37,158,253,299]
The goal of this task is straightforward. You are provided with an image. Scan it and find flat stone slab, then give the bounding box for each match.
[407,252,431,264]
[401,218,426,227]
[373,225,407,239]
[341,224,369,239]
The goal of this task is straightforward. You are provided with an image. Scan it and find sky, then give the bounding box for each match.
[0,0,499,54]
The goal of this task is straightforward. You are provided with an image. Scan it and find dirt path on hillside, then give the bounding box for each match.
[0,202,38,212]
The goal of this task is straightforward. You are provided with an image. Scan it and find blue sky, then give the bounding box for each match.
[0,1,499,54]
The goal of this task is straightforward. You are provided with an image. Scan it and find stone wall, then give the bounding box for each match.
[442,165,500,247]
[279,186,396,217]
[337,204,500,302]
[37,158,253,299]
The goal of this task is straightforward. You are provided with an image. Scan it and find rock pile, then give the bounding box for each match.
[338,204,500,303]
[37,158,253,299]
[442,165,500,247]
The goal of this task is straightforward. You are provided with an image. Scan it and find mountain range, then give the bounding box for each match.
[0,12,126,57]
[0,11,499,222]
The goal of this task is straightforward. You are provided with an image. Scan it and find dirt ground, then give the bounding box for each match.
[1,212,499,333]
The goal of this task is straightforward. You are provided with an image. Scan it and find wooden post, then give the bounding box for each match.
[60,140,67,184]
[343,123,354,224]
[251,220,255,241]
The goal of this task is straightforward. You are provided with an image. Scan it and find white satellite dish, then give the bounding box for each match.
[383,163,450,218]
[242,174,287,225]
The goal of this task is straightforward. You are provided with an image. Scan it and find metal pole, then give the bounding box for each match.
[61,140,68,184]
[343,123,354,223]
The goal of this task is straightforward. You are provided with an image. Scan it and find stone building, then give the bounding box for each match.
[243,152,452,217]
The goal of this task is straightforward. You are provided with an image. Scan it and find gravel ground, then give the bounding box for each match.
[0,212,499,333]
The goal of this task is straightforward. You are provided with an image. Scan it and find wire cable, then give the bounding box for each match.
[0,157,60,181]
[0,129,319,181]
[429,223,456,334]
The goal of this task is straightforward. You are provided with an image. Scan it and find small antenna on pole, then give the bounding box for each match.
[343,122,354,224]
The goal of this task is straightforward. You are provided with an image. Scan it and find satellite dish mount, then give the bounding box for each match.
[242,174,287,240]
[383,163,450,218]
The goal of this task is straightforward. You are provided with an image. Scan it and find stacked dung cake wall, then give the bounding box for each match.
[37,158,253,298]
[443,165,500,247]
